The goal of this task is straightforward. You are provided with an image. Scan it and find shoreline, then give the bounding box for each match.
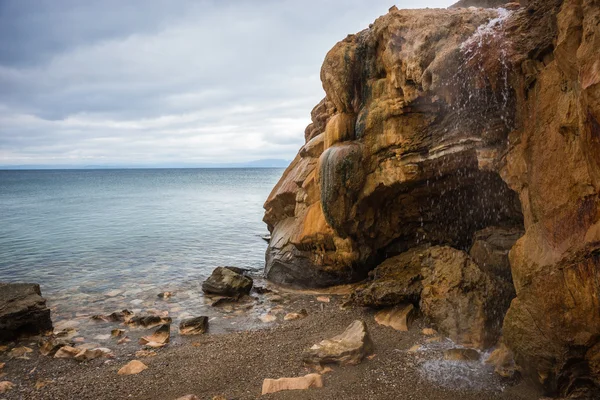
[0,288,541,400]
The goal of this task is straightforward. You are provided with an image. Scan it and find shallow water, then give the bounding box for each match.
[0,168,284,336]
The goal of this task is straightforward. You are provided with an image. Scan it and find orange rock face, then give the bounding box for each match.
[264,0,600,396]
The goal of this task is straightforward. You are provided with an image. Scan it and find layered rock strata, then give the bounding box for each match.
[264,0,600,396]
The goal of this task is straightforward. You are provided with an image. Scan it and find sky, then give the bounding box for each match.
[0,0,452,167]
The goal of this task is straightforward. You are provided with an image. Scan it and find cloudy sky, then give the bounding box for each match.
[0,0,452,167]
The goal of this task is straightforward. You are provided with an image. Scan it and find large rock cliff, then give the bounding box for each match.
[263,0,600,396]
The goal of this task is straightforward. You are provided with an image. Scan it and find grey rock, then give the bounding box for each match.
[202,267,253,296]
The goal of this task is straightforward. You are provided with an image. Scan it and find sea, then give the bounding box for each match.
[0,168,284,335]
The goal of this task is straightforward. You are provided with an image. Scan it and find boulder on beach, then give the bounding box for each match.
[202,267,253,297]
[303,320,373,366]
[179,317,208,335]
[262,373,323,395]
[0,283,53,342]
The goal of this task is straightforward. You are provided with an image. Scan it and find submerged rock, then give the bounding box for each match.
[303,320,373,366]
[443,348,481,362]
[0,283,53,342]
[262,373,323,395]
[485,342,519,378]
[202,267,253,297]
[179,317,208,335]
[127,315,172,328]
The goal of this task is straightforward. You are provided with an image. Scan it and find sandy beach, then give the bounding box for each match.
[0,291,540,400]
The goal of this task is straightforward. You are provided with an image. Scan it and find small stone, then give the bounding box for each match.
[39,337,71,356]
[0,381,14,393]
[179,317,208,335]
[284,309,308,321]
[111,329,126,337]
[374,304,416,331]
[105,290,122,297]
[175,396,200,400]
[94,334,111,341]
[117,337,130,345]
[259,314,276,323]
[422,328,437,336]
[127,315,172,328]
[303,320,374,366]
[35,379,53,389]
[0,362,4,370]
[74,348,106,361]
[139,324,170,346]
[117,360,148,375]
[407,345,422,353]
[443,348,481,361]
[316,296,330,303]
[54,346,80,359]
[157,292,173,299]
[425,336,443,343]
[135,350,157,358]
[261,373,323,395]
[9,346,33,358]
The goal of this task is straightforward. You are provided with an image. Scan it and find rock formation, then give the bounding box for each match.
[263,0,600,396]
[0,283,53,342]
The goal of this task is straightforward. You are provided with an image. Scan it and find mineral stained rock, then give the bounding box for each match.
[0,283,53,342]
[263,0,600,396]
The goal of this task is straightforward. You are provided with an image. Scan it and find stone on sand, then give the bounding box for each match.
[284,309,308,321]
[39,337,71,356]
[303,320,373,366]
[261,373,323,395]
[139,324,170,346]
[0,381,14,394]
[179,317,208,335]
[117,360,148,375]
[54,346,80,359]
[374,304,415,331]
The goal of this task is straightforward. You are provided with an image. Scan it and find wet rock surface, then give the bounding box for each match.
[202,267,253,297]
[179,317,208,335]
[263,0,600,395]
[0,283,53,342]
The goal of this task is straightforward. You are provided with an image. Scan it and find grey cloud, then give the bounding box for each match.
[0,0,453,165]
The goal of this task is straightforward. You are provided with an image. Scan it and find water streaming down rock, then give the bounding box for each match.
[264,0,600,396]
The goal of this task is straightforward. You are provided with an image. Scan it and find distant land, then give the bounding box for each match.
[0,159,290,170]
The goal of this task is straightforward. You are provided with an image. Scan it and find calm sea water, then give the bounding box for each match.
[0,168,284,334]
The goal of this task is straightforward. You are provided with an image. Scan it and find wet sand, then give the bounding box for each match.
[0,293,541,400]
